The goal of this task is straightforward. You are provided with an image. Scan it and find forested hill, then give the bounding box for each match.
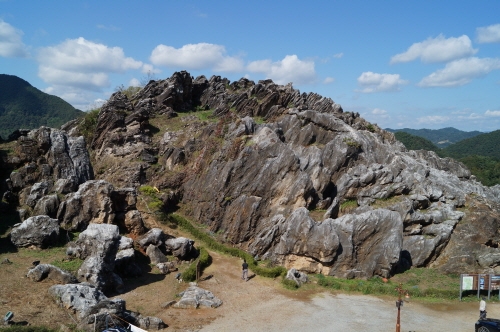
[442,130,500,160]
[0,74,83,139]
[386,127,483,148]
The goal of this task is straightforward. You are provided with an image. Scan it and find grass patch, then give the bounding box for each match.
[371,195,403,209]
[314,268,461,301]
[340,199,358,214]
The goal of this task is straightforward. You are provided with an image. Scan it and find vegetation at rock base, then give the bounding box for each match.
[181,247,211,282]
[0,74,83,139]
[164,213,287,278]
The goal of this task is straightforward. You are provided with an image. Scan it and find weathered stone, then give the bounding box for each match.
[10,215,60,249]
[174,285,222,309]
[67,223,122,292]
[146,244,167,264]
[165,237,194,259]
[27,263,77,284]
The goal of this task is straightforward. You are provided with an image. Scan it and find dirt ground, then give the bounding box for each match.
[0,241,489,332]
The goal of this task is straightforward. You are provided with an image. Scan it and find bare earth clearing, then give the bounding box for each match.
[0,246,486,332]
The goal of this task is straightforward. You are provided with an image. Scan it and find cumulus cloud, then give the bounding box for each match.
[129,78,141,87]
[485,109,500,117]
[323,77,335,84]
[37,37,142,90]
[477,24,500,43]
[247,55,316,85]
[390,34,477,64]
[0,19,29,57]
[357,72,408,93]
[418,57,500,87]
[417,115,450,125]
[372,108,388,117]
[150,43,244,72]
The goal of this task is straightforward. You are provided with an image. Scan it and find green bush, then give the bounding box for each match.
[182,247,212,282]
[281,278,299,290]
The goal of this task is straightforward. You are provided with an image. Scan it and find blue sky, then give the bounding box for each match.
[1,1,500,132]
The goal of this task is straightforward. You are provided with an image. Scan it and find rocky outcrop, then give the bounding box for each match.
[10,215,60,249]
[7,127,93,194]
[57,180,145,233]
[4,70,500,280]
[66,223,123,292]
[49,283,166,331]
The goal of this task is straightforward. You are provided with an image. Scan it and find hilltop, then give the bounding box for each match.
[0,74,83,139]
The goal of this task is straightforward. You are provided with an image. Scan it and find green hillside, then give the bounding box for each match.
[394,131,441,153]
[441,130,500,160]
[0,74,83,139]
[386,127,483,148]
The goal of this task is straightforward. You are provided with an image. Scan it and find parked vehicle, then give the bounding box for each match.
[476,318,500,332]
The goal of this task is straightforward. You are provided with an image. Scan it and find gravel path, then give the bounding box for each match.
[195,252,484,332]
[201,291,482,332]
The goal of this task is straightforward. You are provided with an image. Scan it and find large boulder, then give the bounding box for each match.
[66,223,122,292]
[10,215,60,249]
[27,264,77,284]
[165,237,195,259]
[173,285,222,309]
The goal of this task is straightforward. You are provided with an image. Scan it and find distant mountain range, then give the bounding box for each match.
[0,74,83,139]
[385,127,484,148]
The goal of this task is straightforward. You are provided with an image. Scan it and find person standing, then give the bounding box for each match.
[242,259,249,281]
[480,297,487,319]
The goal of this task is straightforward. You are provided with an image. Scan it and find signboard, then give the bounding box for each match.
[491,276,500,290]
[463,276,474,290]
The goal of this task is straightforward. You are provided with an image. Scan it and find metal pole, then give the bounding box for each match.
[395,283,408,332]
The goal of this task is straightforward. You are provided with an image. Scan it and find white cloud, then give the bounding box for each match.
[418,57,500,87]
[323,77,335,84]
[477,24,500,43]
[0,19,29,57]
[372,108,388,116]
[333,53,343,58]
[129,78,141,87]
[485,109,500,117]
[150,43,244,72]
[247,55,316,85]
[390,34,477,64]
[37,37,142,90]
[417,115,450,125]
[141,63,160,74]
[357,71,408,93]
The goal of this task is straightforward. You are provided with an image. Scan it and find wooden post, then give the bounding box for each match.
[196,260,201,282]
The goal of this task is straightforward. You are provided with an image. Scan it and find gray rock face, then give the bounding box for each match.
[66,223,122,292]
[146,244,167,264]
[137,228,169,249]
[165,237,194,259]
[10,215,60,248]
[174,285,222,308]
[8,127,93,194]
[57,180,145,233]
[27,263,77,284]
